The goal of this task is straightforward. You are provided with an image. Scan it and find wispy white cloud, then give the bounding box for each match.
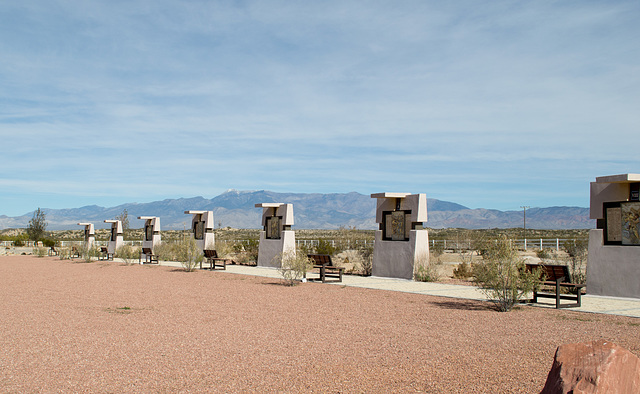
[0,0,639,216]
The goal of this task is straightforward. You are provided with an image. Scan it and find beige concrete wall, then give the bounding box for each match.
[587,229,640,299]
[590,182,629,219]
[372,229,429,280]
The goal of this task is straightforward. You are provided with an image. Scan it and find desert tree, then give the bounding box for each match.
[115,208,130,239]
[26,208,47,243]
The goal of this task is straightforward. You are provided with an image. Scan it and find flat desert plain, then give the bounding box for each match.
[1,256,638,393]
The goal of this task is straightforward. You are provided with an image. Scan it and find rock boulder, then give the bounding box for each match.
[541,340,640,394]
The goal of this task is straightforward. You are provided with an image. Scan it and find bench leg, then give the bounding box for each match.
[555,280,561,309]
[320,266,326,283]
[577,289,582,307]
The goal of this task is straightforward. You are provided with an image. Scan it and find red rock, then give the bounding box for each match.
[541,340,640,394]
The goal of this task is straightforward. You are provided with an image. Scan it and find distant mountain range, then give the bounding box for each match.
[0,190,594,230]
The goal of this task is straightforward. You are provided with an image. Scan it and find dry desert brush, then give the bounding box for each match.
[116,244,140,265]
[472,235,543,312]
[414,253,441,282]
[176,237,204,272]
[274,249,312,286]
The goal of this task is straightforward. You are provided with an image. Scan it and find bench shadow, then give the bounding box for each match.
[430,299,493,311]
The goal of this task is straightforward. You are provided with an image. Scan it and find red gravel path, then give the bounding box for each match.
[1,256,638,393]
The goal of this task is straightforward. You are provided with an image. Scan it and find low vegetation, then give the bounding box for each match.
[472,236,543,312]
[274,249,312,286]
[414,253,441,282]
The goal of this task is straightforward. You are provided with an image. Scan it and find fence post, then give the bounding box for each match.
[524,239,527,250]
[556,238,559,251]
[540,238,543,249]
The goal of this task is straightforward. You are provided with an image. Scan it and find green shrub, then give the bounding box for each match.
[58,247,71,260]
[177,237,203,272]
[414,254,441,282]
[453,262,473,279]
[81,245,100,263]
[33,247,47,258]
[274,249,311,286]
[472,235,543,312]
[564,240,587,285]
[358,248,373,276]
[42,239,56,248]
[116,244,140,265]
[315,239,335,256]
[233,239,259,265]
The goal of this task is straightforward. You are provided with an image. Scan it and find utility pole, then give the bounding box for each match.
[521,206,530,249]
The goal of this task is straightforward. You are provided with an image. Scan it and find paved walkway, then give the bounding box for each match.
[154,260,640,318]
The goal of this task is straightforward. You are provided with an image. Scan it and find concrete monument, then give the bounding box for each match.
[184,210,215,251]
[104,219,123,255]
[587,173,640,298]
[138,216,161,261]
[371,193,429,280]
[255,203,295,268]
[77,222,95,250]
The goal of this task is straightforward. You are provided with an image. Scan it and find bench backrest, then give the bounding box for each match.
[204,249,218,258]
[142,247,153,254]
[526,264,571,283]
[308,254,333,266]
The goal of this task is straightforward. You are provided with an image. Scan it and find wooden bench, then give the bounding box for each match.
[99,247,114,261]
[201,250,235,270]
[526,264,586,309]
[48,246,59,256]
[140,247,158,264]
[305,254,345,283]
[70,246,81,259]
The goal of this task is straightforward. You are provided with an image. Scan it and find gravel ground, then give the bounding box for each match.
[1,256,638,393]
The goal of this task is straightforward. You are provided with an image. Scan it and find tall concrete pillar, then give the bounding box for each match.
[184,210,215,251]
[138,216,161,260]
[77,222,95,250]
[104,219,123,255]
[370,193,429,280]
[255,203,295,268]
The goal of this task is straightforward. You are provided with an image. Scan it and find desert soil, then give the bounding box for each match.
[1,256,638,393]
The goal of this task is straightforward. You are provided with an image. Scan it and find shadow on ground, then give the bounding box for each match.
[431,299,493,311]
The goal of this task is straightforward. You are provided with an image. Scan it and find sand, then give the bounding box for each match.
[1,255,638,393]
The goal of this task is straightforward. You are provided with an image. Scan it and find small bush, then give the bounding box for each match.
[414,254,441,282]
[274,249,311,286]
[33,247,47,258]
[13,238,24,247]
[176,237,203,272]
[359,254,373,276]
[334,249,363,273]
[315,239,335,256]
[116,244,140,265]
[233,239,259,265]
[472,235,543,312]
[214,241,235,259]
[453,262,473,279]
[564,240,587,285]
[58,247,70,260]
[42,239,56,248]
[80,245,100,263]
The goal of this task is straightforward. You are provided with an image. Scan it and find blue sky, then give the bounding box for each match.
[1,1,639,217]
